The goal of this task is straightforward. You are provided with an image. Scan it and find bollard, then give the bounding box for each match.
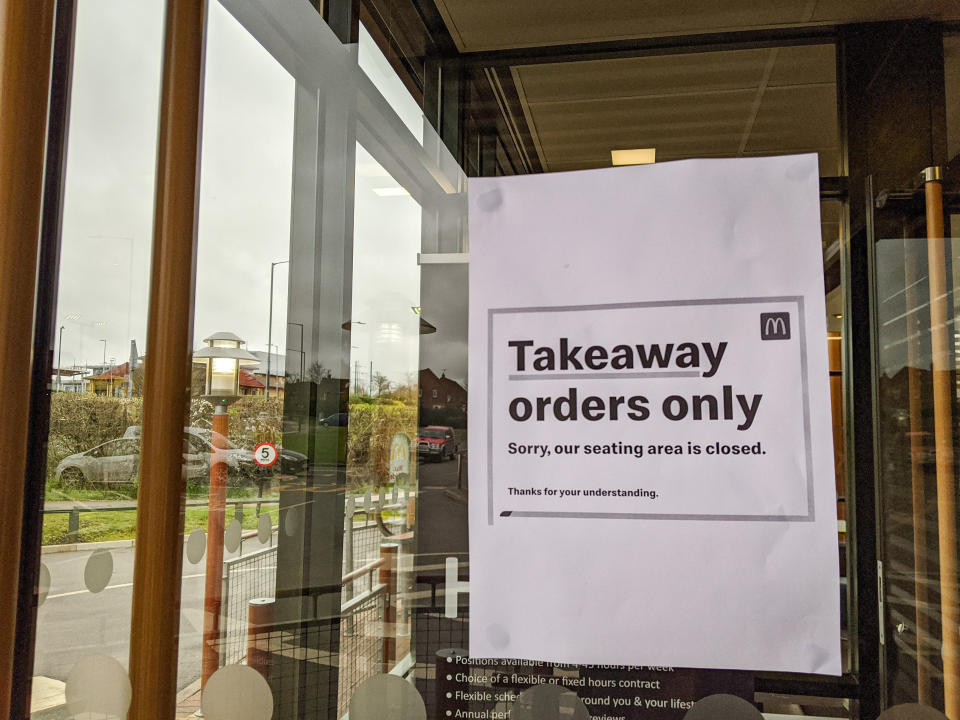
[380,543,399,672]
[247,598,275,680]
[67,508,80,542]
[457,452,463,489]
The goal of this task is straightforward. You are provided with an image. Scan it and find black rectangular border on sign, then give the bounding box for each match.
[486,296,814,525]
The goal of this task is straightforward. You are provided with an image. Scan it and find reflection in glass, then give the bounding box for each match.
[874,166,960,713]
[33,1,164,714]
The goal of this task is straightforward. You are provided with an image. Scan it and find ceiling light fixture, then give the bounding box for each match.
[611,148,656,166]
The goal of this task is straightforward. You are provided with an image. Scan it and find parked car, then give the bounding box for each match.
[417,425,456,462]
[123,425,255,475]
[56,438,142,487]
[319,412,349,427]
[56,425,310,488]
[125,425,308,477]
[56,429,256,487]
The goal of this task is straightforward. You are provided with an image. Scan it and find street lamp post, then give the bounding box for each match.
[267,343,279,398]
[266,259,288,399]
[192,332,259,691]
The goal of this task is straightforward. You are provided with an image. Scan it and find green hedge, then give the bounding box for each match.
[48,393,143,469]
[346,403,417,488]
[47,392,416,492]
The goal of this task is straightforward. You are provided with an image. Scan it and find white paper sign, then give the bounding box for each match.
[468,154,840,674]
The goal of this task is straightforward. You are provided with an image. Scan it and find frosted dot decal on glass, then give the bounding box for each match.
[283,505,301,537]
[349,674,426,720]
[257,512,272,544]
[37,562,51,606]
[202,664,273,720]
[186,528,206,564]
[65,654,131,718]
[224,518,242,553]
[512,684,590,720]
[683,694,762,720]
[84,549,113,593]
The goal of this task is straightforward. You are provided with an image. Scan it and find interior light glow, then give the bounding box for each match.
[611,148,656,166]
[212,358,235,374]
[373,187,410,197]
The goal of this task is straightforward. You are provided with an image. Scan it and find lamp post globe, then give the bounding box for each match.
[192,331,260,401]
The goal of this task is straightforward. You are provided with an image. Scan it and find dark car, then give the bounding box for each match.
[319,412,349,427]
[417,425,456,462]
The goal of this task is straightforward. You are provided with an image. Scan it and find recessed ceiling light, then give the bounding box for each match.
[373,187,409,197]
[611,148,656,166]
[833,314,842,319]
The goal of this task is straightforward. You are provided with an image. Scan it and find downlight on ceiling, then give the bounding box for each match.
[611,148,656,166]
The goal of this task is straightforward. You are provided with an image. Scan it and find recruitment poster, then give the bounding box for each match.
[467,154,840,674]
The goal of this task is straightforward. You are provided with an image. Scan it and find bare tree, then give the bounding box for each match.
[373,372,392,396]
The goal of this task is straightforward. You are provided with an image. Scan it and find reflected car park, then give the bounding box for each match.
[55,427,306,487]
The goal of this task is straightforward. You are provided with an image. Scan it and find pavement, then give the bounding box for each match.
[27,459,466,717]
[30,528,275,717]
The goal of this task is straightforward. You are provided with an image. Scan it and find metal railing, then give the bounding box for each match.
[221,544,278,666]
[216,489,413,716]
[42,497,280,544]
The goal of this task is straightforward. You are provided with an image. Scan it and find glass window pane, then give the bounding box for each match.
[174,0,295,711]
[34,1,164,715]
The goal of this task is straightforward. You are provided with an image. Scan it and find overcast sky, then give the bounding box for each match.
[57,0,292,371]
[54,0,470,388]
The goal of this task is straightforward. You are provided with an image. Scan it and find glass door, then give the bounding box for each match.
[871,164,960,716]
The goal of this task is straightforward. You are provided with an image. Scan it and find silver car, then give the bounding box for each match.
[55,429,256,487]
[56,438,141,487]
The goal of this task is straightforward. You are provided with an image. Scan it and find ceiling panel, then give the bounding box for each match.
[435,0,958,52]
[533,91,754,169]
[744,85,839,151]
[767,44,836,85]
[513,49,772,103]
[512,44,840,174]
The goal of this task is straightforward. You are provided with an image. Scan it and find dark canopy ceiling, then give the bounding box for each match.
[432,0,960,52]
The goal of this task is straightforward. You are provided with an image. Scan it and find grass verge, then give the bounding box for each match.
[42,505,270,545]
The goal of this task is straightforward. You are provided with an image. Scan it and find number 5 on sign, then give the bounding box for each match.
[253,443,278,468]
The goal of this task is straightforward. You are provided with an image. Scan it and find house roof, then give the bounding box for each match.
[89,362,130,381]
[250,350,286,377]
[240,369,265,389]
[420,368,467,394]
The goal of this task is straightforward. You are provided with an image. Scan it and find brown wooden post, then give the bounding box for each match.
[923,166,959,718]
[0,2,56,715]
[247,598,275,679]
[127,1,205,718]
[380,543,399,672]
[904,234,931,704]
[202,406,229,687]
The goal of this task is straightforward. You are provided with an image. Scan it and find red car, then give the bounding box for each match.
[417,426,456,462]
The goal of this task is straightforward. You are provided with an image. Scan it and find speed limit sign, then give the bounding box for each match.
[253,443,279,468]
